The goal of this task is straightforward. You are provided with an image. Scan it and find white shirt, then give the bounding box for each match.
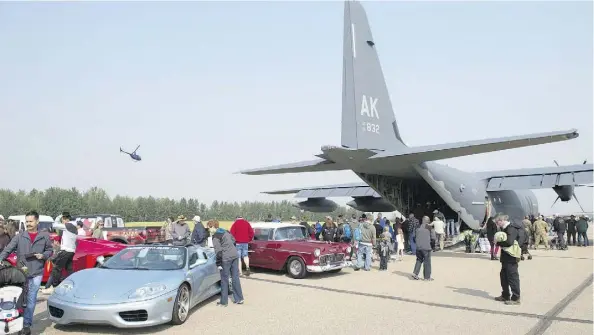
[433,219,445,234]
[77,228,86,236]
[61,222,78,252]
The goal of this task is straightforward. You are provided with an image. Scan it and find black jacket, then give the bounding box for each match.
[190,222,208,245]
[497,221,523,264]
[321,226,337,242]
[373,223,382,238]
[567,219,576,232]
[553,219,567,234]
[486,217,498,240]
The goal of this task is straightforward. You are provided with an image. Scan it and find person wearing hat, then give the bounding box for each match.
[190,215,208,247]
[170,215,191,245]
[213,227,244,306]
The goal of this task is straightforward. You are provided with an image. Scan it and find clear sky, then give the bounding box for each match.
[1,1,592,215]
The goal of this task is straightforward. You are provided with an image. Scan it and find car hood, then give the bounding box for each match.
[56,268,185,305]
[276,240,349,254]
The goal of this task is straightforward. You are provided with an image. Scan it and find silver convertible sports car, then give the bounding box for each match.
[47,244,225,328]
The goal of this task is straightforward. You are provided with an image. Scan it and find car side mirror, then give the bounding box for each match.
[190,258,208,269]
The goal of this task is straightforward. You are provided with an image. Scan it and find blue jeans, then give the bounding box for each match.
[25,275,42,327]
[236,243,249,258]
[578,232,589,246]
[409,234,417,254]
[357,243,372,270]
[220,258,244,305]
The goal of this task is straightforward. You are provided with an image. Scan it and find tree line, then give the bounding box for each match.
[0,187,360,222]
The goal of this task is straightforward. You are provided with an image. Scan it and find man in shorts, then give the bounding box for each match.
[229,216,254,276]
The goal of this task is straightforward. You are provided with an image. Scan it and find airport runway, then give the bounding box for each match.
[32,236,593,335]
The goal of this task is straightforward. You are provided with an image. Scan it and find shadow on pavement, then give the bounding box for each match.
[391,270,416,280]
[43,295,220,334]
[248,266,348,280]
[446,286,493,300]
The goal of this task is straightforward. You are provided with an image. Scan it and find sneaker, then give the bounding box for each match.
[505,300,520,305]
[244,268,251,277]
[424,278,434,281]
[41,287,54,295]
[233,300,244,304]
[494,296,510,302]
[20,327,31,335]
[411,274,420,280]
[216,302,228,307]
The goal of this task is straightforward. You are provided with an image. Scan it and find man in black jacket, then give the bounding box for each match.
[553,217,568,250]
[190,216,208,247]
[566,215,577,246]
[494,214,523,305]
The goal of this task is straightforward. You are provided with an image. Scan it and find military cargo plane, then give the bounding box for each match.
[238,1,593,230]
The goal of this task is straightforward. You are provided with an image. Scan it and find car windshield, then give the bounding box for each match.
[103,246,187,270]
[274,226,307,241]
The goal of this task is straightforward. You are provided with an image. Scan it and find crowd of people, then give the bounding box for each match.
[0,208,589,333]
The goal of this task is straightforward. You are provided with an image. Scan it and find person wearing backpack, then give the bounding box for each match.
[493,214,526,305]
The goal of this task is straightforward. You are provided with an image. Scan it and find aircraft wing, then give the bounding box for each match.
[369,129,579,163]
[477,164,593,191]
[237,158,348,175]
[263,182,380,198]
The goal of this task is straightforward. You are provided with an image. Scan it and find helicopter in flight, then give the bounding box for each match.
[120,145,141,161]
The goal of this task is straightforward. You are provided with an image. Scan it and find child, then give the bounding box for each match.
[396,228,405,261]
[378,226,392,271]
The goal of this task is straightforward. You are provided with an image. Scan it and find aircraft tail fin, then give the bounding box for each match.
[341,1,406,151]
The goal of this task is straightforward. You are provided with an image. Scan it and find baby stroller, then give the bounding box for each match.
[0,262,26,334]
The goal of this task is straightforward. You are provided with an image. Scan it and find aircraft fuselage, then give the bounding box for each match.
[414,162,538,229]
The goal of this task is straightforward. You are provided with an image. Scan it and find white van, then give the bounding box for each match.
[7,215,55,232]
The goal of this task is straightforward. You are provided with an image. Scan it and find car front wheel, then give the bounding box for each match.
[171,284,191,325]
[286,256,306,279]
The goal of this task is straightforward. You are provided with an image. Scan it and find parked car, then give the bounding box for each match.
[6,235,126,283]
[248,222,351,279]
[47,244,224,328]
[54,214,165,245]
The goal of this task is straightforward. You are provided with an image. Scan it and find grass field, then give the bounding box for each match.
[127,221,234,230]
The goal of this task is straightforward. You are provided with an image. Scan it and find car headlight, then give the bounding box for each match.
[346,246,352,253]
[54,280,74,296]
[314,248,321,257]
[128,283,167,299]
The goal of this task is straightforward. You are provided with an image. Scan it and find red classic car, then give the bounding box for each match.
[248,222,351,279]
[56,214,165,245]
[6,235,126,283]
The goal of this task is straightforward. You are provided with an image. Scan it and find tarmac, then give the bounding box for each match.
[32,233,593,335]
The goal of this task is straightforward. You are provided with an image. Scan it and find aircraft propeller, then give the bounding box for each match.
[551,159,591,212]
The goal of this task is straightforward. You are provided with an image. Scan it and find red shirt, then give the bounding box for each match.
[229,219,254,243]
[29,232,37,242]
